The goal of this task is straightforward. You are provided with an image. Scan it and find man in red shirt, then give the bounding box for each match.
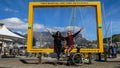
[64,28,83,65]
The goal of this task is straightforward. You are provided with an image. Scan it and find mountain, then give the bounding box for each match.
[13,32,25,37]
[31,31,88,48]
[103,34,120,43]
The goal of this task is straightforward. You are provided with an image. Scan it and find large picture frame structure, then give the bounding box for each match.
[27,1,104,53]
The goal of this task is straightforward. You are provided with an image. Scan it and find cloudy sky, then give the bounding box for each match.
[0,0,120,40]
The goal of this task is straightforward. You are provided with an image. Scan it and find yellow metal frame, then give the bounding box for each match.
[27,1,104,53]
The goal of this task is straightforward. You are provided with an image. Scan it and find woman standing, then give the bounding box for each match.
[45,28,64,60]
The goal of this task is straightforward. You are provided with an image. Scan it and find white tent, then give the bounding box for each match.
[0,23,24,40]
[0,23,25,55]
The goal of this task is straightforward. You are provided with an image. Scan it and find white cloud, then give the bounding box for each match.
[4,8,19,13]
[0,17,82,33]
[0,17,27,30]
[51,26,81,32]
[33,23,44,31]
[0,17,45,31]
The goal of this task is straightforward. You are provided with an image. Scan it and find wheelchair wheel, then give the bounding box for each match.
[72,53,83,65]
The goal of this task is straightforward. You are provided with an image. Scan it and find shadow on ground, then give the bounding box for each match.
[113,66,120,68]
[0,67,10,68]
[19,59,39,64]
[42,61,65,65]
[95,60,120,63]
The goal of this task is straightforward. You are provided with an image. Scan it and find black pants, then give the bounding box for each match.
[54,46,62,60]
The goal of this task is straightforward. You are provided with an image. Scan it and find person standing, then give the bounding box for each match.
[113,46,117,58]
[45,27,64,60]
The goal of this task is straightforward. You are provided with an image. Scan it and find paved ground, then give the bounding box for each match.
[0,56,120,68]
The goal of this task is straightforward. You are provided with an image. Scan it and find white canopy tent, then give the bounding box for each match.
[0,23,25,55]
[0,23,24,40]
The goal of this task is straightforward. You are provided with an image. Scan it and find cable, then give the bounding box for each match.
[101,2,110,44]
